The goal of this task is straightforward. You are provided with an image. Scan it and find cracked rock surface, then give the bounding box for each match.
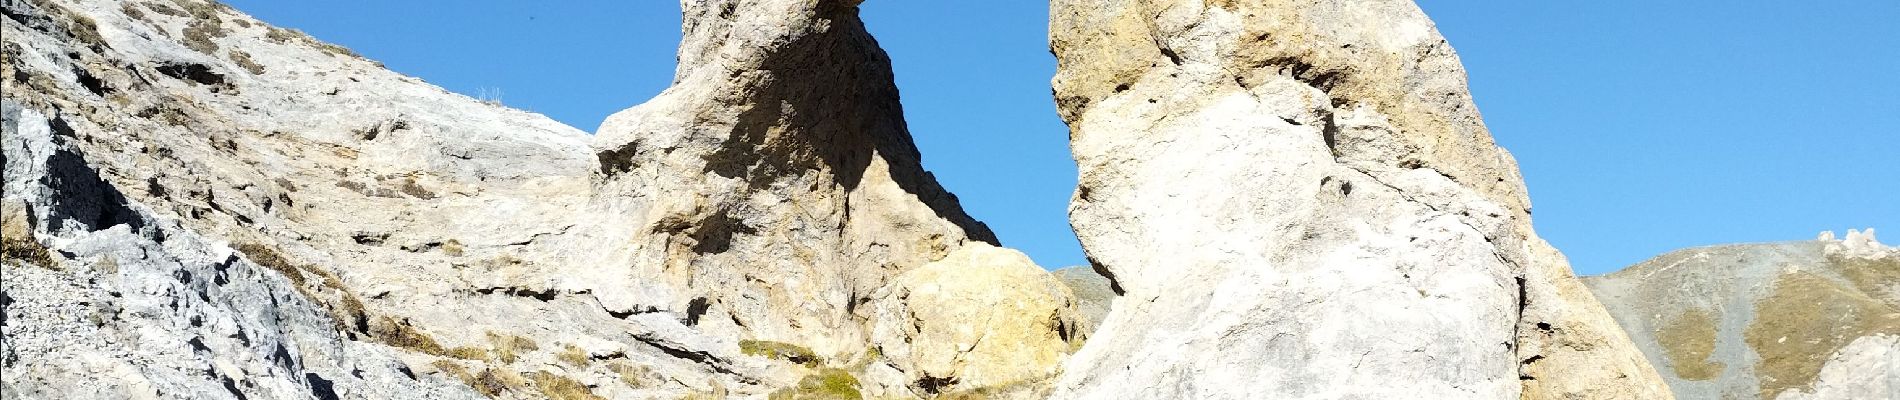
[3,0,1073,398]
[1048,0,1671,398]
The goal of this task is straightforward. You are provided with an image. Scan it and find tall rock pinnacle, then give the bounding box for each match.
[1047,0,1673,398]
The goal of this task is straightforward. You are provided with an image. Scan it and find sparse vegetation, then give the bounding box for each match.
[1656,308,1724,380]
[144,2,188,17]
[769,368,862,400]
[397,178,436,199]
[236,243,305,286]
[371,316,451,355]
[486,331,539,363]
[445,346,490,361]
[469,367,532,397]
[476,87,504,106]
[527,372,606,400]
[606,362,649,388]
[180,19,224,54]
[262,27,361,58]
[557,344,591,366]
[228,50,265,75]
[2,216,58,269]
[1744,270,1900,399]
[740,340,823,367]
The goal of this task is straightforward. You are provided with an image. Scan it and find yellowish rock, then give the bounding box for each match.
[870,243,1084,395]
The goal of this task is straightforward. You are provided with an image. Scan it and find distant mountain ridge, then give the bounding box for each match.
[1585,229,1899,399]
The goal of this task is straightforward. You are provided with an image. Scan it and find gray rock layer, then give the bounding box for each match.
[1048,0,1671,398]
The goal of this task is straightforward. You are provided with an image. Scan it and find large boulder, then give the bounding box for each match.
[867,244,1085,397]
[1047,0,1671,398]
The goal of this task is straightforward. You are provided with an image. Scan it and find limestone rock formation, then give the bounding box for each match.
[1047,0,1670,398]
[3,0,1071,398]
[1584,232,1900,400]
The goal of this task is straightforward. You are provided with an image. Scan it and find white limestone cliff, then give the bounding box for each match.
[1047,0,1671,398]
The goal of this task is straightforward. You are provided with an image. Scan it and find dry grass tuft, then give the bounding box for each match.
[228,50,265,75]
[606,362,650,388]
[486,331,539,363]
[557,344,591,367]
[527,371,606,400]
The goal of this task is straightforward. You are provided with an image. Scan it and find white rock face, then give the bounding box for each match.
[1048,0,1670,398]
[3,0,1065,398]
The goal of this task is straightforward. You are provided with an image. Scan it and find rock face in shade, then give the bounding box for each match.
[1584,232,1900,400]
[1047,0,1671,398]
[2,0,1073,399]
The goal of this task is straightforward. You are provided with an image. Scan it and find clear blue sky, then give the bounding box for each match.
[222,1,1896,275]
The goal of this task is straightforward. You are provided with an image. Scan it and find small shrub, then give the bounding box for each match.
[228,50,265,75]
[469,368,531,397]
[740,340,823,367]
[264,27,298,43]
[397,178,435,199]
[431,360,473,382]
[370,316,450,355]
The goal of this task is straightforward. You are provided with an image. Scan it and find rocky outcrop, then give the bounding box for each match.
[1584,232,1900,400]
[3,0,1070,398]
[3,103,482,399]
[1047,0,1670,398]
[577,0,996,357]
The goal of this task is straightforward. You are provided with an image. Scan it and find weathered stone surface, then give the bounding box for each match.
[1584,234,1900,400]
[1048,0,1670,398]
[3,0,1057,398]
[4,102,482,400]
[867,243,1084,397]
[578,0,997,359]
